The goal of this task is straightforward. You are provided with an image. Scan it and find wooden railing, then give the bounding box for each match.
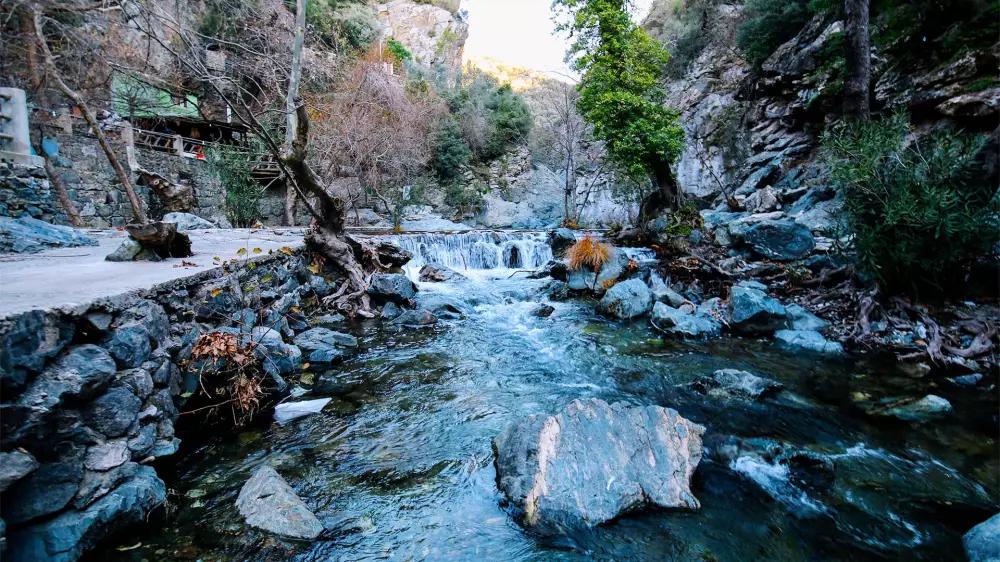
[131,127,279,178]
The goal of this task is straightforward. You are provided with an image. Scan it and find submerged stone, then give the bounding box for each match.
[493,398,704,534]
[775,329,843,354]
[692,369,783,401]
[236,466,323,540]
[650,302,721,338]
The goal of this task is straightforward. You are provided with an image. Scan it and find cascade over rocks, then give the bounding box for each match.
[493,398,704,534]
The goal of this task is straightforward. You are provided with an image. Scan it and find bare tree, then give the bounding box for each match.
[29,3,148,224]
[282,0,307,225]
[843,0,871,120]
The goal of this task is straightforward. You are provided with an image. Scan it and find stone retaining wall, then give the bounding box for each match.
[0,248,333,561]
[0,162,68,225]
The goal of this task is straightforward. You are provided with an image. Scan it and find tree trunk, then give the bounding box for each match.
[843,0,871,121]
[136,168,195,213]
[282,0,307,226]
[31,7,148,224]
[42,154,83,226]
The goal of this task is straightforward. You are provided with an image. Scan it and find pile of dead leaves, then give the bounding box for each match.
[191,331,256,368]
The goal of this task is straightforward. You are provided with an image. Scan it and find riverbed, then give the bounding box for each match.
[87,234,997,562]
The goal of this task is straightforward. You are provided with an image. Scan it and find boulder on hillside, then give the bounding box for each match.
[493,398,704,534]
[650,302,722,338]
[729,285,787,334]
[367,273,417,305]
[964,512,1000,562]
[0,216,97,254]
[597,279,654,319]
[236,466,323,540]
[743,220,815,261]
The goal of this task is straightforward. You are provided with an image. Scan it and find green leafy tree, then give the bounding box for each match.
[431,115,472,182]
[554,0,685,217]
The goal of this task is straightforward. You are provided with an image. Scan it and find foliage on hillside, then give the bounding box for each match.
[822,113,998,296]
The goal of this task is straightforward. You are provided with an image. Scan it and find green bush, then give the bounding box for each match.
[306,0,378,51]
[431,116,472,182]
[482,84,532,160]
[822,113,998,296]
[209,145,265,228]
[386,38,412,64]
[735,0,814,68]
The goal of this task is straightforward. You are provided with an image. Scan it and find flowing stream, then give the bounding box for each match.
[88,231,997,562]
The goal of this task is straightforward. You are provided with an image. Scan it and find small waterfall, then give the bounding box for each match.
[381,231,554,271]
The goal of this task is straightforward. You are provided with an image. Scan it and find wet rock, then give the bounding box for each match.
[415,293,468,319]
[254,335,301,380]
[84,387,142,437]
[0,451,39,492]
[785,303,828,331]
[775,329,843,354]
[548,228,577,256]
[875,394,953,422]
[7,466,165,562]
[161,212,217,230]
[84,440,130,471]
[105,324,152,369]
[293,327,357,349]
[274,398,332,424]
[743,220,815,261]
[692,369,783,401]
[418,263,465,282]
[650,302,722,338]
[567,248,630,292]
[368,273,417,305]
[597,279,654,320]
[312,313,346,326]
[0,216,97,254]
[236,466,323,540]
[381,302,403,320]
[0,310,75,393]
[391,309,438,328]
[729,285,787,334]
[493,398,704,534]
[950,373,983,387]
[532,259,568,281]
[964,512,1000,562]
[531,304,555,318]
[546,281,571,301]
[2,462,83,524]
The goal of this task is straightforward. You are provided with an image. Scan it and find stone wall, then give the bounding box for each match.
[0,248,330,561]
[35,121,290,228]
[0,162,69,225]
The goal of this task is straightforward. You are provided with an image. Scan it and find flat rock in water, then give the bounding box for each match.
[274,398,332,424]
[692,369,783,400]
[775,329,843,354]
[236,466,323,540]
[493,398,704,534]
[650,302,721,338]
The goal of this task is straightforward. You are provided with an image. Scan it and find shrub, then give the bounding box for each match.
[567,236,612,272]
[449,71,532,161]
[735,0,814,68]
[386,38,412,64]
[482,84,532,159]
[209,145,264,227]
[822,113,998,296]
[307,0,378,51]
[431,116,472,182]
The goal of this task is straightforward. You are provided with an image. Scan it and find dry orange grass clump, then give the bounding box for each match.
[567,236,612,272]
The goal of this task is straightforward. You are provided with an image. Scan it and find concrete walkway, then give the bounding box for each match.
[0,228,306,318]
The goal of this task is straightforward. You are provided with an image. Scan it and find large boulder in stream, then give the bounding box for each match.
[236,466,323,540]
[367,273,417,305]
[964,512,1000,562]
[597,279,654,319]
[418,263,465,282]
[493,398,704,534]
[729,285,787,334]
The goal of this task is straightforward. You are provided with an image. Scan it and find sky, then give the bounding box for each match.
[461,0,653,81]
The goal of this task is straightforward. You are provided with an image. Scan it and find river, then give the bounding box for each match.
[88,231,997,562]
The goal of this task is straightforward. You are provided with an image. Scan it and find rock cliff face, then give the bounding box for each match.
[651,2,998,231]
[376,0,468,72]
